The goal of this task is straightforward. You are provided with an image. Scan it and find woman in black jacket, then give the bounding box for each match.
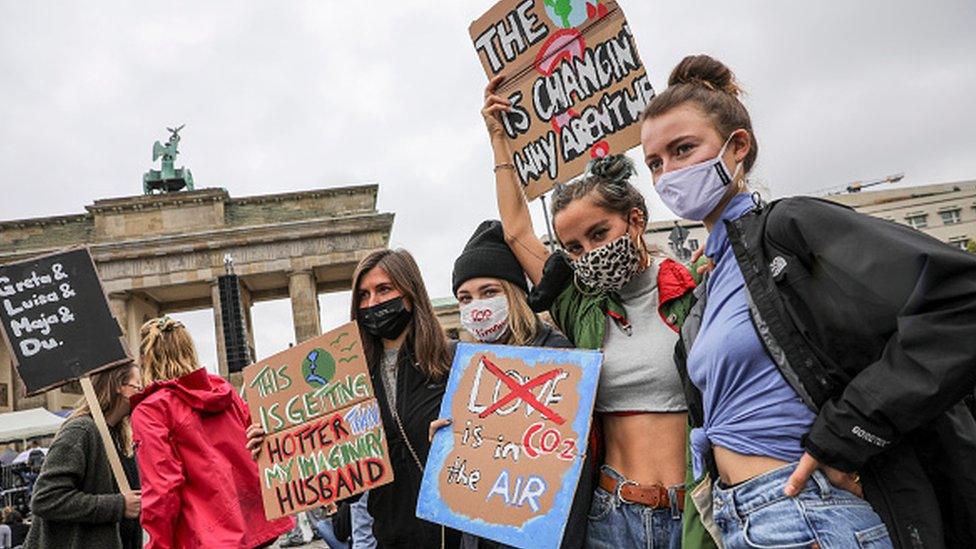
[640,54,976,548]
[348,248,461,549]
[247,249,462,548]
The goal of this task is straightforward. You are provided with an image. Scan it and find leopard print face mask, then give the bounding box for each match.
[570,233,643,293]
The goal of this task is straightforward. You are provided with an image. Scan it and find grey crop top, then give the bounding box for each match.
[595,262,688,413]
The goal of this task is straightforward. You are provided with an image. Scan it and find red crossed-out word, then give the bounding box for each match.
[476,356,565,425]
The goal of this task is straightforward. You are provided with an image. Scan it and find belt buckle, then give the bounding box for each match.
[615,479,639,504]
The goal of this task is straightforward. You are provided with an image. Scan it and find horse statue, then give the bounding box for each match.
[143,125,195,194]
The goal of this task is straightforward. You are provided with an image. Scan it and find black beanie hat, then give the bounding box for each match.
[452,220,529,295]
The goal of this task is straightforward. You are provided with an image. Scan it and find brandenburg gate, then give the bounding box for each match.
[0,183,393,412]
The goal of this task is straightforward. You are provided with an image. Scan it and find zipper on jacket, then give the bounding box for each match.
[728,217,823,412]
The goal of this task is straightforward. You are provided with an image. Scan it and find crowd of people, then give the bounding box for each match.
[16,54,976,549]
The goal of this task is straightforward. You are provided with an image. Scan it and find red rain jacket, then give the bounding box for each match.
[131,368,293,548]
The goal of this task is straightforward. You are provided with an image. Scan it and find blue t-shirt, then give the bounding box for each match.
[687,193,816,478]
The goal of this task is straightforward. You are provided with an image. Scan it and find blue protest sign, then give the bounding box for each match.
[417,343,602,549]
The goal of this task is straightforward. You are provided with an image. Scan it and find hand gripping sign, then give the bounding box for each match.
[0,247,134,495]
[242,322,394,520]
[470,0,653,200]
[417,343,602,549]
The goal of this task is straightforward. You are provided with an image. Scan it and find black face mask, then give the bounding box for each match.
[357,296,413,340]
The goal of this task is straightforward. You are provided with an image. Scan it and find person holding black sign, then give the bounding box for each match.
[131,317,293,549]
[23,363,142,549]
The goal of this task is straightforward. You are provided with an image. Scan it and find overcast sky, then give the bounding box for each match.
[2,1,975,371]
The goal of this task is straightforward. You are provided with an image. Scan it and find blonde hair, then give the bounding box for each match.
[140,316,201,386]
[500,280,540,346]
[67,363,138,456]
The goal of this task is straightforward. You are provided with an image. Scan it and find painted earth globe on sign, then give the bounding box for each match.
[301,348,336,388]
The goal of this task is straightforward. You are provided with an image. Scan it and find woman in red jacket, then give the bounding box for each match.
[131,316,293,548]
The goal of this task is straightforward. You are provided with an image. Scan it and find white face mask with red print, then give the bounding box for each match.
[459,295,510,343]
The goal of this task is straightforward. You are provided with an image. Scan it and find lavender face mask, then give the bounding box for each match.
[655,132,742,221]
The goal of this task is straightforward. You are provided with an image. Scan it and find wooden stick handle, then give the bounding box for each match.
[80,375,132,494]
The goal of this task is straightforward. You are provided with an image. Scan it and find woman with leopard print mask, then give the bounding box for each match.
[480,77,708,549]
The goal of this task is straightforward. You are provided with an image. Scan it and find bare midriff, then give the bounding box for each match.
[713,445,791,485]
[603,412,687,486]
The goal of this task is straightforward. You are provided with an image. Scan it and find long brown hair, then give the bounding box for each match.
[67,363,138,456]
[642,54,759,173]
[140,316,201,386]
[350,249,452,381]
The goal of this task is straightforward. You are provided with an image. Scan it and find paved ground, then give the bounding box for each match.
[270,540,333,549]
[140,534,335,548]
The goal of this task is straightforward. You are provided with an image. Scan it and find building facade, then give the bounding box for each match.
[0,186,393,413]
[644,180,976,256]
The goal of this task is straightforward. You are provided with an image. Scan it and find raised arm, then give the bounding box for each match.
[483,75,550,285]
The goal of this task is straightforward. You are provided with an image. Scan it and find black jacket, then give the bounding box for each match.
[368,340,462,548]
[676,196,976,548]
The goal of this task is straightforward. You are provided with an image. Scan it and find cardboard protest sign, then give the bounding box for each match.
[417,343,601,549]
[0,248,130,395]
[243,321,394,520]
[470,0,653,200]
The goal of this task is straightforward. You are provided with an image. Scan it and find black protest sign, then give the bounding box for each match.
[0,248,130,395]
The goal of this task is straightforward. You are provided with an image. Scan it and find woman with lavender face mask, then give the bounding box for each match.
[428,219,587,549]
[640,54,976,548]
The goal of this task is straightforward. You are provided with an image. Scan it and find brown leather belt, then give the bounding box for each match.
[598,471,685,511]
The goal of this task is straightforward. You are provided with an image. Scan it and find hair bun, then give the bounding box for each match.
[152,316,182,333]
[668,54,742,97]
[587,154,635,186]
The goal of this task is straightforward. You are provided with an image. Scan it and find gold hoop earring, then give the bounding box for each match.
[639,235,653,268]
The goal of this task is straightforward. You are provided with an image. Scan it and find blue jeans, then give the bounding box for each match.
[712,462,892,548]
[585,465,682,549]
[313,517,350,549]
[351,491,377,549]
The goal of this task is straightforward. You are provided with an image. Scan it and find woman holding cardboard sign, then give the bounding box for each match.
[428,219,589,549]
[348,249,462,549]
[251,250,464,548]
[482,76,704,549]
[24,362,142,549]
[131,317,293,549]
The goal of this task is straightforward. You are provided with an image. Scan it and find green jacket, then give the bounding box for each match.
[530,252,717,549]
[25,416,126,549]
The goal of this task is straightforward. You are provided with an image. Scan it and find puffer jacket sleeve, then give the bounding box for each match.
[527,250,574,316]
[768,197,976,471]
[132,398,185,549]
[30,421,126,523]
